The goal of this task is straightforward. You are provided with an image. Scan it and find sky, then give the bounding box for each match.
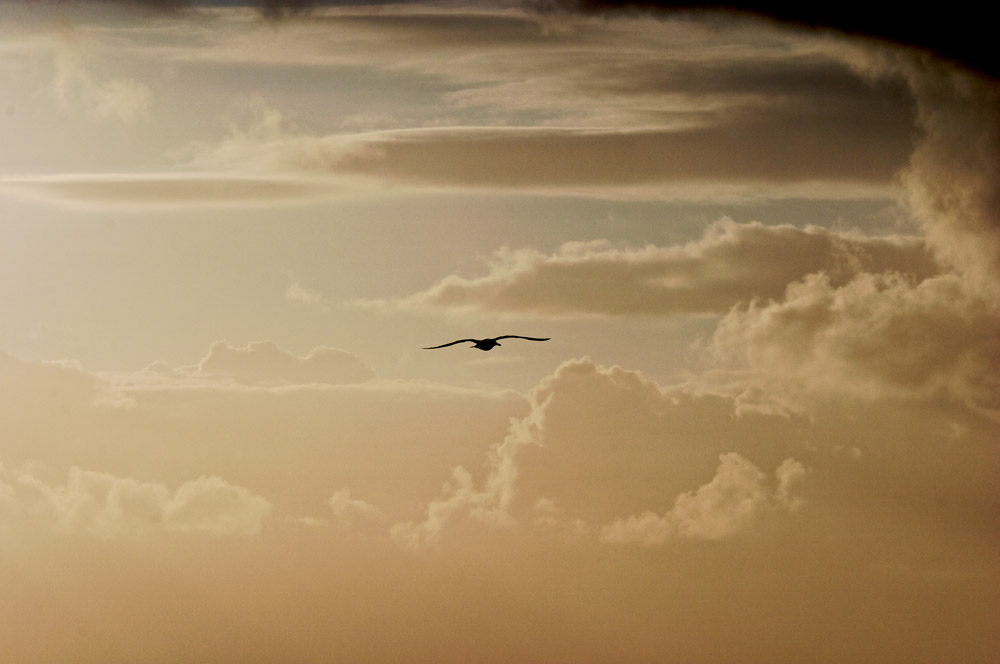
[1,2,998,662]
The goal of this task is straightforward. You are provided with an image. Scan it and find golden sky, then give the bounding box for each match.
[1,2,997,662]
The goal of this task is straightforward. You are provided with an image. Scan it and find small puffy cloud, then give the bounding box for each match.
[385,219,938,317]
[164,475,273,536]
[390,464,514,551]
[285,280,326,306]
[600,453,807,545]
[189,340,376,386]
[327,487,385,532]
[1,465,271,537]
[49,37,152,124]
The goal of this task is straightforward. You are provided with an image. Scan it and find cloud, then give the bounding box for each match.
[0,349,128,412]
[1,348,996,662]
[0,174,331,208]
[1,343,528,524]
[188,123,907,193]
[377,219,937,316]
[2,8,920,209]
[696,58,1000,410]
[706,272,1000,407]
[49,35,152,124]
[537,1,999,79]
[391,357,813,548]
[896,64,1000,297]
[181,340,377,386]
[1,465,272,537]
[390,465,511,550]
[327,487,385,532]
[600,454,807,545]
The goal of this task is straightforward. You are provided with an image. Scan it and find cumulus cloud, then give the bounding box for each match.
[1,465,272,537]
[896,65,1000,297]
[695,58,1000,410]
[707,272,1000,407]
[382,219,937,316]
[175,340,376,386]
[391,357,812,549]
[600,453,807,545]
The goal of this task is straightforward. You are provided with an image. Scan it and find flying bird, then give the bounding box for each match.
[423,335,550,351]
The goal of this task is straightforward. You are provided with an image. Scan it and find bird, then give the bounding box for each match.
[422,335,550,351]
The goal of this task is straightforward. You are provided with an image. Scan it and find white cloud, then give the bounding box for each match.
[707,272,1000,407]
[164,475,273,536]
[1,465,271,537]
[600,453,807,545]
[390,357,815,549]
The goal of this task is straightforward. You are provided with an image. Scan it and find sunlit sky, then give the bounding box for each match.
[1,2,998,662]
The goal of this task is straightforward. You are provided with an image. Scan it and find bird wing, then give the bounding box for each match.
[422,339,478,349]
[494,335,550,342]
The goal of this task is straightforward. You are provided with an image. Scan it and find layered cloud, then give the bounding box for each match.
[378,219,937,316]
[186,122,908,193]
[0,5,919,207]
[0,174,330,208]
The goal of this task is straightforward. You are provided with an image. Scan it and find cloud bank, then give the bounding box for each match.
[1,465,272,537]
[383,219,937,316]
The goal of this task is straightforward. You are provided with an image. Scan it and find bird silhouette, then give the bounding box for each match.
[423,335,550,351]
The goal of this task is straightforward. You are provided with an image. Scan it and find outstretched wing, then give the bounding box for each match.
[494,335,550,342]
[423,339,477,349]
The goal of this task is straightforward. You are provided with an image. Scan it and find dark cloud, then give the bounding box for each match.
[533,1,998,79]
[327,120,910,188]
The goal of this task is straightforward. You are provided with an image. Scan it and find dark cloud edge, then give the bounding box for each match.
[41,1,999,79]
[532,1,998,80]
